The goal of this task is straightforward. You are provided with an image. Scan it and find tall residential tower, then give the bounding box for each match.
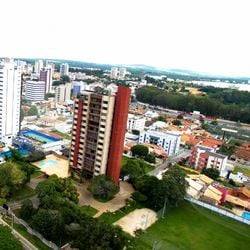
[69,86,131,184]
[0,59,21,146]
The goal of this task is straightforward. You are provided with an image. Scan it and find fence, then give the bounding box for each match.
[185,196,250,225]
[0,207,59,249]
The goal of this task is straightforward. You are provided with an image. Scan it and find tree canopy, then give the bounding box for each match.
[88,175,118,201]
[131,145,149,158]
[201,168,220,180]
[0,225,23,250]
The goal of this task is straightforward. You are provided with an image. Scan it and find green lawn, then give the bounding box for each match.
[4,217,51,250]
[80,205,98,217]
[122,156,154,174]
[99,200,143,224]
[135,202,250,250]
[31,170,44,178]
[7,186,36,202]
[232,166,250,176]
[51,130,71,140]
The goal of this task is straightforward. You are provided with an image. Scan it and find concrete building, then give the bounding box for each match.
[127,114,145,132]
[72,81,87,97]
[60,63,69,76]
[189,145,227,175]
[70,86,131,184]
[34,59,43,74]
[119,67,126,79]
[138,130,181,156]
[55,83,71,103]
[0,59,21,146]
[110,67,118,79]
[25,81,45,102]
[39,68,52,93]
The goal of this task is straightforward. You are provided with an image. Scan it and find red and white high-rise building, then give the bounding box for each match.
[69,86,131,184]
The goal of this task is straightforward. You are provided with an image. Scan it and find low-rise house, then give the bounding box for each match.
[189,145,228,175]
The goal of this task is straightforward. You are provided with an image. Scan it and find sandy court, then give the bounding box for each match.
[114,208,157,236]
[33,154,70,178]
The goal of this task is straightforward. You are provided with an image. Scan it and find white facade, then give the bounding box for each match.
[127,114,145,132]
[0,59,21,146]
[55,83,71,103]
[60,63,69,76]
[25,81,45,102]
[34,59,43,74]
[139,130,181,156]
[119,67,126,79]
[111,67,118,78]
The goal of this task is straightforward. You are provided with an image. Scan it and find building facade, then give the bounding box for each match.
[138,130,181,156]
[60,63,69,76]
[55,83,71,103]
[39,67,52,93]
[25,81,45,102]
[127,114,145,132]
[70,86,131,184]
[0,59,21,146]
[189,145,227,175]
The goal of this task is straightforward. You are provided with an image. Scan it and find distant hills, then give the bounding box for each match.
[17,57,250,82]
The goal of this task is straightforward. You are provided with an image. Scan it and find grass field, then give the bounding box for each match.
[99,200,143,224]
[135,202,250,250]
[7,186,36,202]
[4,217,51,250]
[81,205,98,217]
[51,130,71,140]
[232,166,250,177]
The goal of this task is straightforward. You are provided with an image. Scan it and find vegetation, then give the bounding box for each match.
[51,129,71,140]
[26,150,45,162]
[0,225,23,250]
[201,168,220,180]
[131,144,149,157]
[135,202,250,250]
[27,105,38,116]
[7,186,36,202]
[19,199,36,221]
[136,86,250,123]
[219,144,237,156]
[80,205,98,217]
[172,119,182,126]
[88,175,119,202]
[133,166,187,211]
[232,166,250,176]
[45,92,55,100]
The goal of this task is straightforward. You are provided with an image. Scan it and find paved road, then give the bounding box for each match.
[148,149,192,177]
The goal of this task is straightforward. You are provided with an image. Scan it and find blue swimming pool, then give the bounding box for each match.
[242,211,250,220]
[38,160,58,167]
[21,130,60,143]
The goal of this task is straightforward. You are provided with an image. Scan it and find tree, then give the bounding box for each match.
[157,115,166,122]
[20,199,35,221]
[45,93,55,100]
[26,150,45,162]
[144,153,156,163]
[131,145,149,158]
[172,120,182,126]
[32,209,63,242]
[177,114,184,119]
[210,120,218,125]
[27,105,38,116]
[88,175,118,201]
[202,168,220,180]
[61,75,70,83]
[0,225,23,250]
[123,159,144,182]
[36,175,79,206]
[0,162,26,198]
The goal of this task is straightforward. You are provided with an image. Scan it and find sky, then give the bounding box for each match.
[1,0,250,77]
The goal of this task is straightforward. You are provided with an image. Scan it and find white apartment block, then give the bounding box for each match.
[119,67,126,79]
[25,81,45,102]
[139,130,181,156]
[110,67,118,78]
[34,59,43,74]
[127,114,145,132]
[60,63,69,76]
[0,59,21,146]
[55,83,71,103]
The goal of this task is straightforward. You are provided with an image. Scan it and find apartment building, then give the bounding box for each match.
[69,86,131,184]
[189,145,227,175]
[138,130,181,156]
[25,81,45,102]
[55,83,71,103]
[39,67,53,93]
[127,114,145,132]
[0,59,21,146]
[60,63,69,76]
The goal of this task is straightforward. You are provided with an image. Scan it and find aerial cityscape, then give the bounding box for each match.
[0,0,250,250]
